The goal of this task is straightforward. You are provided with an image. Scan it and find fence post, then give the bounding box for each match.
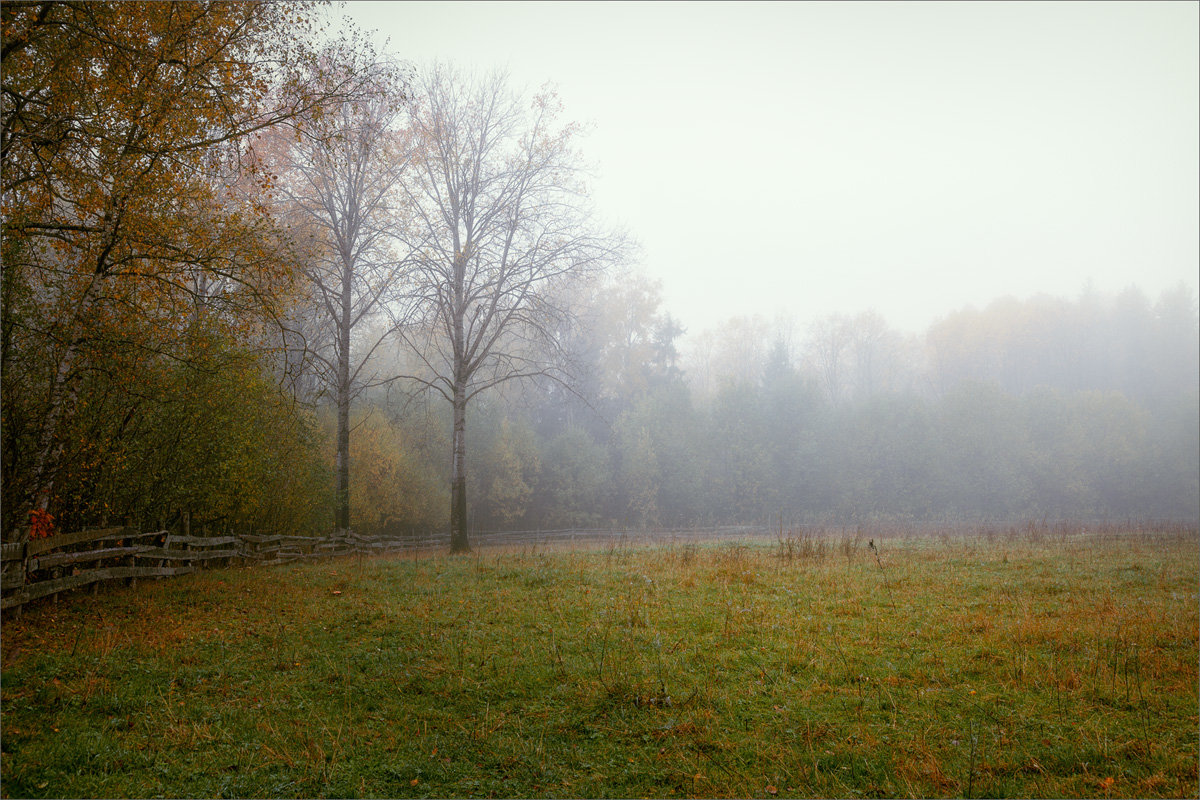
[127,528,138,589]
[15,541,24,613]
[2,539,27,617]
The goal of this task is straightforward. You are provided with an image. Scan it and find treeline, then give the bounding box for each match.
[2,4,1196,545]
[3,4,622,547]
[2,317,334,537]
[1,3,341,539]
[352,280,1199,533]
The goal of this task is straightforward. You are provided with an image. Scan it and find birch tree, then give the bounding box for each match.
[270,45,412,531]
[397,65,623,552]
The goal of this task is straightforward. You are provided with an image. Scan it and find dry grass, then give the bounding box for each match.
[1,526,1196,798]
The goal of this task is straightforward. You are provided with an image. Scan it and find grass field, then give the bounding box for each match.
[1,527,1197,798]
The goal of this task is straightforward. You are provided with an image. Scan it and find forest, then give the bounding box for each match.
[2,2,1197,551]
[350,281,1200,533]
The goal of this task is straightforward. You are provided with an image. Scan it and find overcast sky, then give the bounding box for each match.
[342,0,1199,336]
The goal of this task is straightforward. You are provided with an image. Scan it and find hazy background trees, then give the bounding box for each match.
[433,283,1198,531]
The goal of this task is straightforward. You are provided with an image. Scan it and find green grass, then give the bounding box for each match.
[2,529,1197,798]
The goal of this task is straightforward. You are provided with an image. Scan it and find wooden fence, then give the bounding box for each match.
[0,525,774,615]
[0,527,446,614]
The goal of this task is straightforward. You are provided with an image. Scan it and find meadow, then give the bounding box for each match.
[1,527,1197,798]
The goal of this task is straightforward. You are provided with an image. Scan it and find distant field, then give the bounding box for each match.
[2,528,1197,799]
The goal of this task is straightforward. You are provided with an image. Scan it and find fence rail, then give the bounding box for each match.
[3,520,1195,614]
[0,525,780,614]
[0,527,421,613]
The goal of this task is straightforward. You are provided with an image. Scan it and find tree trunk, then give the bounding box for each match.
[335,259,352,531]
[17,272,105,542]
[25,340,80,533]
[449,386,470,553]
[336,381,350,530]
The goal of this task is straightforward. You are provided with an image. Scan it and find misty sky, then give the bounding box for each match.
[343,1,1199,336]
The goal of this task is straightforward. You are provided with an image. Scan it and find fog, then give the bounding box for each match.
[4,3,1194,543]
[313,1,1199,533]
[346,280,1197,534]
[345,1,1199,336]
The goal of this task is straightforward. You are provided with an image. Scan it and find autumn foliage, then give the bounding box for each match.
[1,2,343,539]
[3,4,1193,548]
[27,508,53,540]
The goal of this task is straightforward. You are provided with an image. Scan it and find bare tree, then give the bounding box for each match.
[271,48,412,530]
[806,314,853,406]
[396,65,623,552]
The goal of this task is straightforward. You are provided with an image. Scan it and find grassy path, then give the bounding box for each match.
[2,530,1196,798]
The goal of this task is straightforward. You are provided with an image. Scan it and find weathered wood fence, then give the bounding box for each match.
[0,527,446,614]
[0,525,775,614]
